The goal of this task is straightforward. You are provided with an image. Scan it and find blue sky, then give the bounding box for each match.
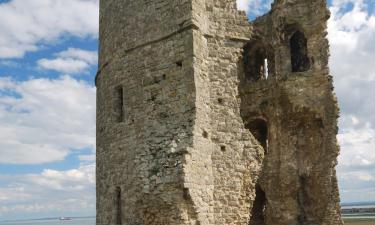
[0,0,375,221]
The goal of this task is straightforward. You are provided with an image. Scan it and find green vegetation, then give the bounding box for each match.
[343,218,375,224]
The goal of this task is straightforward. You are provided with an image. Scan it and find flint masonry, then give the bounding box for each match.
[96,0,343,224]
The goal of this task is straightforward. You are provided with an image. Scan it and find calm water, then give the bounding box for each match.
[0,218,95,225]
[343,213,375,219]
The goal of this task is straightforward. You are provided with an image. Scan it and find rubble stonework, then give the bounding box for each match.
[96,0,343,224]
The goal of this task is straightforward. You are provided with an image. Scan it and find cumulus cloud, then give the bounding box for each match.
[0,76,96,164]
[0,0,99,58]
[27,164,95,191]
[236,0,273,17]
[58,48,98,65]
[328,0,375,202]
[338,125,375,168]
[0,187,32,203]
[37,48,98,74]
[0,164,95,217]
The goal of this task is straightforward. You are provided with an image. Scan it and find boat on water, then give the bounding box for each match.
[59,217,72,220]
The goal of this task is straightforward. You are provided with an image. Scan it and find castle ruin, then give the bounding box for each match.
[96,0,343,224]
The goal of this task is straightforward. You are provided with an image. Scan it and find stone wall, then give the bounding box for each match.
[238,0,343,224]
[97,1,200,224]
[96,0,343,224]
[186,1,264,224]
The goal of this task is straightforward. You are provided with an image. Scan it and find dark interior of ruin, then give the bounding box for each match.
[290,30,310,72]
[249,185,267,225]
[246,119,268,225]
[246,118,268,153]
[242,28,313,224]
[243,42,275,82]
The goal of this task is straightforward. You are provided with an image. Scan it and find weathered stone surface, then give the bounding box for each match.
[96,0,343,224]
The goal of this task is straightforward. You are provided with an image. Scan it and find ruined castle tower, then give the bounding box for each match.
[96,0,343,224]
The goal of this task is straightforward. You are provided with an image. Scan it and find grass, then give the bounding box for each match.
[343,218,375,224]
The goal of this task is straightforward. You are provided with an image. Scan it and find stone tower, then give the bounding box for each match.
[96,0,343,224]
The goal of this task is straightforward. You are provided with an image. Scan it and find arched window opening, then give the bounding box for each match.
[249,185,267,225]
[244,42,275,82]
[115,187,122,225]
[290,30,310,72]
[246,118,268,154]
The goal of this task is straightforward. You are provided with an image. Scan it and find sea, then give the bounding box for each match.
[0,218,95,225]
[342,202,375,220]
[1,202,375,225]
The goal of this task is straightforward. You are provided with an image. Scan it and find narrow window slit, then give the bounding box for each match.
[244,42,275,82]
[264,58,269,79]
[115,86,124,122]
[115,187,122,225]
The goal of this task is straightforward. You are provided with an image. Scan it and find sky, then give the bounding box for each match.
[0,0,374,221]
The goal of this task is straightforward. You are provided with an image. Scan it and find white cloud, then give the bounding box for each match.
[0,187,32,202]
[237,0,251,12]
[354,172,375,182]
[0,75,96,164]
[329,0,375,82]
[37,58,89,74]
[37,48,97,74]
[57,48,98,65]
[338,126,375,168]
[27,164,95,191]
[0,164,95,216]
[236,0,273,17]
[0,0,99,58]
[328,0,375,202]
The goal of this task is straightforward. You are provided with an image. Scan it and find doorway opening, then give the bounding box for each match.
[246,118,268,225]
[246,118,268,154]
[249,185,267,225]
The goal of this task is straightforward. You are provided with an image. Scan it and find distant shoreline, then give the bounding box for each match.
[0,216,95,223]
[2,202,375,223]
[342,202,375,207]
